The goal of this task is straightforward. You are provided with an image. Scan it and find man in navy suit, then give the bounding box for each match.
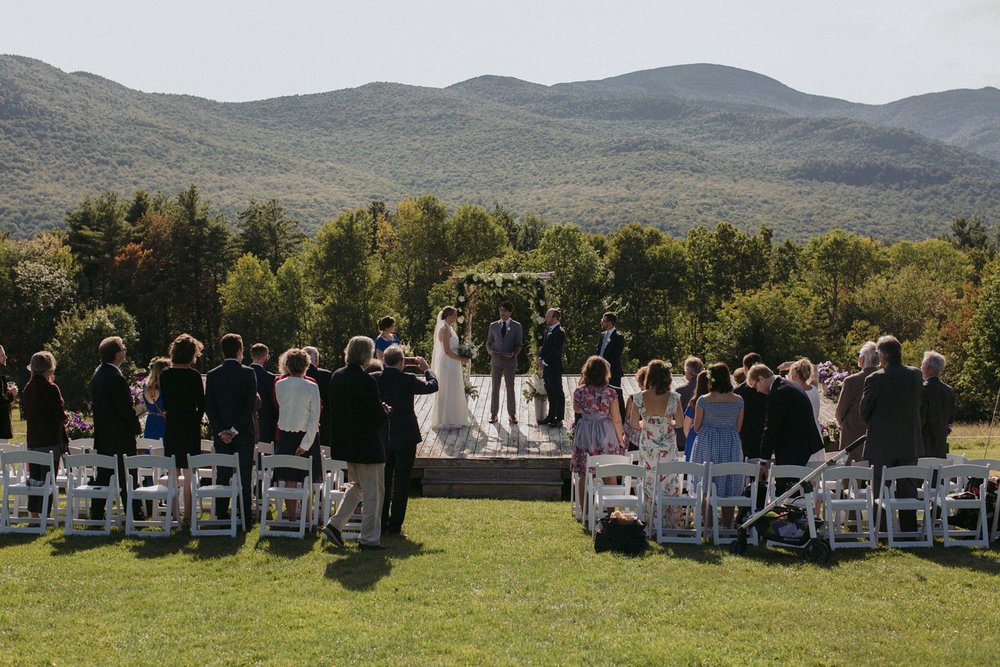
[596,311,625,417]
[205,333,257,523]
[537,308,566,427]
[748,363,823,494]
[249,343,278,444]
[374,346,438,535]
[304,346,333,450]
[89,336,143,519]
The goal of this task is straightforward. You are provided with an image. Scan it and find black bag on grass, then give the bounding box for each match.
[594,514,647,556]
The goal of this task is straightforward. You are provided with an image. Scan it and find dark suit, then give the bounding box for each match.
[375,366,438,530]
[597,328,625,418]
[540,323,566,423]
[251,363,278,444]
[860,363,924,532]
[0,370,14,440]
[733,381,766,460]
[205,359,257,520]
[89,363,142,517]
[307,364,333,447]
[920,376,956,459]
[835,367,877,461]
[329,364,388,464]
[760,377,823,467]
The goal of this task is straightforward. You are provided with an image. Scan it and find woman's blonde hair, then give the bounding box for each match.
[28,351,56,376]
[789,357,815,385]
[146,357,170,391]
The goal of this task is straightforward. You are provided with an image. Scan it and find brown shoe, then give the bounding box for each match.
[489,416,498,424]
[509,416,518,425]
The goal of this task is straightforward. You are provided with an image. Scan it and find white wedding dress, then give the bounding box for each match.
[431,320,471,428]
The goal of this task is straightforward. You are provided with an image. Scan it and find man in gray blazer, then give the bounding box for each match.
[860,335,924,532]
[835,341,878,461]
[486,301,523,424]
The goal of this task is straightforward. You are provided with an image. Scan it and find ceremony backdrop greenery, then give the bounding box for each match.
[2,184,999,420]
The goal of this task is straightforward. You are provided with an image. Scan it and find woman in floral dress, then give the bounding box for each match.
[633,360,685,536]
[571,356,624,506]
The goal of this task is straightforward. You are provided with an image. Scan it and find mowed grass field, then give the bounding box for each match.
[1,415,999,665]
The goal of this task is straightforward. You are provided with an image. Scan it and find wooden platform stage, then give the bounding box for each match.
[410,373,838,500]
[413,374,636,500]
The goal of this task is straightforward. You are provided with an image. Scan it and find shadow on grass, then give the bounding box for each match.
[652,542,725,565]
[908,543,1000,573]
[1,532,52,549]
[49,531,124,555]
[125,531,194,558]
[185,531,248,559]
[255,533,319,559]
[323,535,440,591]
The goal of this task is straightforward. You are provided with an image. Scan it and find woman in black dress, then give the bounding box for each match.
[159,333,205,529]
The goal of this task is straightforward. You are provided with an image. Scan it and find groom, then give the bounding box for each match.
[486,301,523,424]
[537,308,565,427]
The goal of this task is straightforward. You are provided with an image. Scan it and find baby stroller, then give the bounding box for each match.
[730,436,867,564]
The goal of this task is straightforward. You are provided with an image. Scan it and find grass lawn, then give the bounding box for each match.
[1,494,998,666]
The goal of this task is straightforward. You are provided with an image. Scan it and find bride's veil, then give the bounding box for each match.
[430,310,448,377]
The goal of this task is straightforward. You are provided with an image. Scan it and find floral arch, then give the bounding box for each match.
[452,271,554,357]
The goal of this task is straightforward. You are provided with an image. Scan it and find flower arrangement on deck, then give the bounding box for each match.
[522,373,547,402]
[816,361,847,399]
[65,411,94,440]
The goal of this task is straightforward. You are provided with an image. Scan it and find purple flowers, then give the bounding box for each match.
[129,376,146,406]
[65,411,94,439]
[816,361,848,398]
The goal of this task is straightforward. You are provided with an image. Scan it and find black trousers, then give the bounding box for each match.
[27,445,61,514]
[543,365,565,422]
[91,451,143,519]
[382,445,417,530]
[873,457,919,533]
[215,438,254,521]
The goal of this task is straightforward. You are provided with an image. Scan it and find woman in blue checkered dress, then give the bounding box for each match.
[690,363,745,522]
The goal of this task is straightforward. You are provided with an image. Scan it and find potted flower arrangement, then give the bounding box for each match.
[65,411,94,440]
[522,373,548,423]
[816,361,847,399]
[130,375,147,417]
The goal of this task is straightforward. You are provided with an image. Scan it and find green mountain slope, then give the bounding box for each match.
[2,55,999,240]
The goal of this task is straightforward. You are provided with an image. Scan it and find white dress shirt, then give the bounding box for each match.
[274,376,321,450]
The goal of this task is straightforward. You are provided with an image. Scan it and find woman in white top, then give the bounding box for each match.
[431,306,471,428]
[274,348,322,519]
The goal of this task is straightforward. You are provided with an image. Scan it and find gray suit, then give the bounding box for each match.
[486,319,523,419]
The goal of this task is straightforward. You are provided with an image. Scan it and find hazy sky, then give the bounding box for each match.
[2,1,998,104]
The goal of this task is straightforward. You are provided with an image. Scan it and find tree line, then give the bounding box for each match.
[2,185,999,419]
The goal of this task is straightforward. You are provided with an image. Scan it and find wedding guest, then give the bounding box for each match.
[733,368,746,385]
[676,356,704,414]
[632,360,684,536]
[205,333,257,523]
[486,301,523,425]
[733,352,766,460]
[90,336,143,521]
[0,344,16,444]
[860,336,923,532]
[375,345,439,535]
[690,363,744,527]
[623,366,648,451]
[142,357,169,441]
[303,346,333,450]
[250,343,278,445]
[21,351,68,517]
[374,316,401,361]
[749,363,823,493]
[596,312,625,418]
[273,348,322,520]
[570,356,624,508]
[787,358,823,436]
[835,341,878,460]
[160,334,206,529]
[920,350,956,459]
[538,308,566,427]
[682,370,710,462]
[323,336,389,549]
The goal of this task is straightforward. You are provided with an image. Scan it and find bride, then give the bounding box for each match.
[431,306,471,428]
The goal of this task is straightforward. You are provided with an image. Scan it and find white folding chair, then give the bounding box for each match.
[259,454,311,538]
[876,465,933,548]
[937,464,990,548]
[820,465,876,550]
[966,458,1000,543]
[655,461,707,544]
[137,437,162,453]
[765,465,820,547]
[318,459,363,538]
[946,453,967,465]
[707,462,757,546]
[584,453,632,533]
[0,444,28,517]
[124,454,178,537]
[188,453,245,536]
[1,449,55,534]
[67,438,94,453]
[591,463,643,543]
[64,453,120,535]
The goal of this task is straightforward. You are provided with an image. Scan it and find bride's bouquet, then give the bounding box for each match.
[456,340,479,360]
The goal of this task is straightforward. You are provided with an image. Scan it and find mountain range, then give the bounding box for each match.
[1,55,999,241]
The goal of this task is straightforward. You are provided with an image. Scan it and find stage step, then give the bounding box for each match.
[417,458,567,501]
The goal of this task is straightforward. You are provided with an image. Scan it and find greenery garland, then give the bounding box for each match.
[453,271,550,360]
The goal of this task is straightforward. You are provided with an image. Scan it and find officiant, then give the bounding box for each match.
[486,301,523,425]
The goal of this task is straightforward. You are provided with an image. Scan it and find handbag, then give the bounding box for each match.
[594,512,648,556]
